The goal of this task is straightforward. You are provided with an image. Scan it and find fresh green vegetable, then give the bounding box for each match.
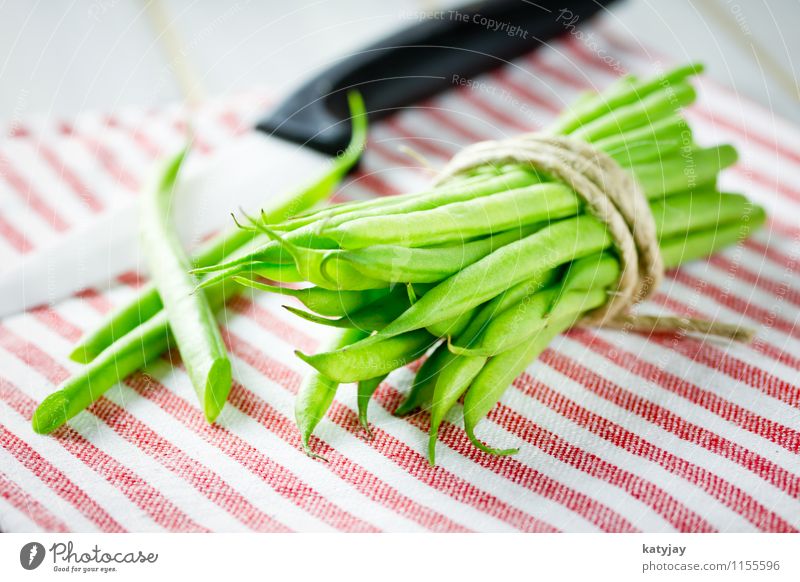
[140,150,232,422]
[32,92,369,435]
[295,328,369,459]
[216,64,765,462]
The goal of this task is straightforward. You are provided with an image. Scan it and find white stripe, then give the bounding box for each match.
[1,318,253,532]
[0,398,164,533]
[500,368,755,532]
[0,496,45,533]
[227,315,513,532]
[102,362,342,533]
[458,404,676,532]
[3,140,96,225]
[0,443,98,532]
[558,333,800,504]
[530,356,760,532]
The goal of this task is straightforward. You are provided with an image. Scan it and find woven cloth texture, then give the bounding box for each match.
[1,28,799,533]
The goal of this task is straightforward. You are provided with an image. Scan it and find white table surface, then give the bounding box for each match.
[1,0,798,125]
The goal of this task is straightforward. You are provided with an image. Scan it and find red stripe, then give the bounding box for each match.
[0,378,208,532]
[103,115,163,159]
[0,471,70,532]
[222,327,556,532]
[224,380,470,532]
[123,371,380,532]
[670,269,800,342]
[708,254,800,310]
[483,400,716,532]
[515,372,796,532]
[0,213,33,253]
[0,325,292,532]
[30,306,83,342]
[36,142,105,213]
[649,293,800,388]
[456,86,531,132]
[564,32,800,207]
[373,382,639,532]
[745,238,799,274]
[0,425,125,532]
[0,161,70,232]
[562,329,800,468]
[73,130,140,193]
[228,300,642,532]
[420,105,488,144]
[383,117,457,161]
[490,67,561,114]
[26,304,374,533]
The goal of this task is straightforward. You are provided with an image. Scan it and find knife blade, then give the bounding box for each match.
[0,0,611,318]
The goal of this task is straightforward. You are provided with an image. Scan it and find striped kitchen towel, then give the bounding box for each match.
[1,23,799,533]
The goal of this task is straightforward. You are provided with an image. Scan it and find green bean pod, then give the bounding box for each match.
[336,225,540,284]
[140,151,231,422]
[357,373,389,433]
[297,329,435,383]
[321,183,582,249]
[426,352,486,464]
[333,216,612,352]
[231,279,389,317]
[295,327,369,458]
[462,316,576,456]
[394,341,448,416]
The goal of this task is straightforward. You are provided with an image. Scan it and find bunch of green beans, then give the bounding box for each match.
[207,63,765,463]
[31,93,368,435]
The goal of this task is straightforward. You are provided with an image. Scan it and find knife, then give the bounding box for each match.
[0,0,610,318]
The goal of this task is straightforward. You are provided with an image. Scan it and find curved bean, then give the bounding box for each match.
[295,327,368,458]
[231,279,389,317]
[322,183,582,249]
[297,329,435,383]
[357,373,389,433]
[331,215,612,353]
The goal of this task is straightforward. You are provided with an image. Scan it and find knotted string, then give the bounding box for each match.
[432,133,754,343]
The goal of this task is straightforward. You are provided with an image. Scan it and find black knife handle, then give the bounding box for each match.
[257,0,612,156]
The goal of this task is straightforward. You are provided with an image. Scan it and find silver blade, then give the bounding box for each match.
[0,132,331,318]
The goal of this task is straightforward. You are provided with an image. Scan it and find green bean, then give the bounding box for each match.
[68,93,367,365]
[280,168,540,231]
[231,278,389,317]
[357,373,389,433]
[633,145,737,199]
[252,224,386,290]
[652,191,753,240]
[336,225,540,283]
[69,284,165,364]
[333,216,612,352]
[450,253,618,357]
[660,205,766,267]
[425,310,473,339]
[295,328,368,459]
[140,150,231,422]
[394,341,448,416]
[297,329,435,383]
[594,115,691,166]
[462,316,576,456]
[321,183,582,249]
[283,286,410,332]
[569,81,697,142]
[427,353,487,465]
[33,273,233,434]
[549,63,702,135]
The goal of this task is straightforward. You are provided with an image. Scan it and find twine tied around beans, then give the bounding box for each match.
[432,133,755,343]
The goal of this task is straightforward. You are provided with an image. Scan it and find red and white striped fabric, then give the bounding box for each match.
[1,24,799,533]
